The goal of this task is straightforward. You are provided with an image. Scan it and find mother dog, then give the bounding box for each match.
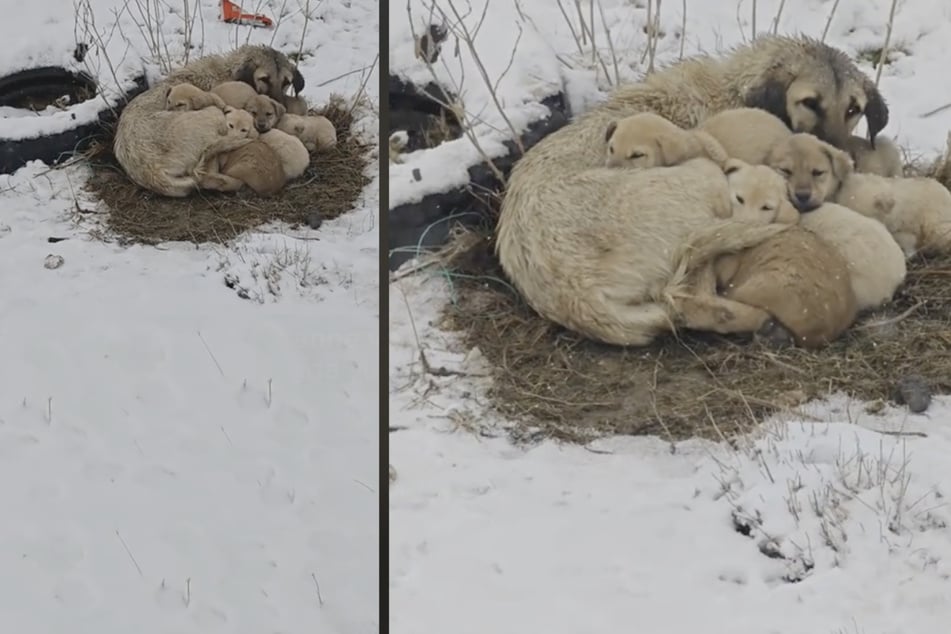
[113,45,303,197]
[497,35,888,343]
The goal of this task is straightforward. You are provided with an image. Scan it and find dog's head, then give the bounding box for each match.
[723,158,799,224]
[233,48,304,100]
[223,106,259,139]
[743,39,889,148]
[244,94,286,134]
[604,113,687,169]
[165,82,201,111]
[766,133,854,213]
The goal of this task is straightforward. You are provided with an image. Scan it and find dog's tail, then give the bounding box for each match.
[670,220,794,282]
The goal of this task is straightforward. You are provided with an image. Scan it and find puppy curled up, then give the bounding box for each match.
[766,132,855,213]
[798,203,906,313]
[196,108,286,196]
[603,112,728,169]
[844,134,903,177]
[276,113,337,151]
[259,129,310,179]
[698,107,792,165]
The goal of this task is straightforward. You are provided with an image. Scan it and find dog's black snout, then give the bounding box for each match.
[255,124,268,133]
[794,191,811,204]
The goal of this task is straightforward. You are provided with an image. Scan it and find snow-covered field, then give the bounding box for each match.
[0,1,378,632]
[389,1,951,632]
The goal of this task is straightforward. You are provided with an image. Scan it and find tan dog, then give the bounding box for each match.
[698,108,792,165]
[259,129,310,179]
[843,135,903,177]
[835,172,951,257]
[276,113,337,151]
[243,93,286,134]
[115,45,303,197]
[765,133,854,212]
[284,95,309,116]
[711,228,858,348]
[724,159,800,223]
[196,108,286,195]
[604,112,728,168]
[210,80,260,109]
[501,35,888,248]
[165,82,226,111]
[798,203,906,312]
[496,157,794,346]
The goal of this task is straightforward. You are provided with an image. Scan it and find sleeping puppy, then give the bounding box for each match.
[603,112,728,169]
[698,107,792,165]
[765,133,854,213]
[844,135,903,177]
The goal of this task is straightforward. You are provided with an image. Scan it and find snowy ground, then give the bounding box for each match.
[389,1,951,632]
[1,1,378,632]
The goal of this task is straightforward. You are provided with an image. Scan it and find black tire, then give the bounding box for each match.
[0,66,147,175]
[387,77,570,272]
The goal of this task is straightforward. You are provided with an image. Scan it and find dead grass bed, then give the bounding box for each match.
[430,152,951,445]
[83,94,372,245]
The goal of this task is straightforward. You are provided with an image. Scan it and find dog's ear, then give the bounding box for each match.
[862,78,889,148]
[271,98,286,120]
[292,68,305,95]
[743,78,790,126]
[604,120,618,143]
[823,144,854,181]
[723,158,745,175]
[233,61,256,87]
[164,85,172,99]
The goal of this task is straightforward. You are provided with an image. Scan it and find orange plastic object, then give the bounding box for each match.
[220,0,274,28]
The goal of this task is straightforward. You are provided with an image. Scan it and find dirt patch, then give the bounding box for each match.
[428,147,951,445]
[82,94,372,245]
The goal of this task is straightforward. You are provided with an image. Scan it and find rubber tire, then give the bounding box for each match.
[0,66,148,175]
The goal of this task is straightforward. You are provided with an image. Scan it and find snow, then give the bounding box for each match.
[389,1,951,632]
[1,1,378,633]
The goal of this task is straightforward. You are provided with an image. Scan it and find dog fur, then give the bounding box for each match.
[276,113,337,151]
[500,35,887,261]
[603,112,728,168]
[259,129,310,179]
[210,80,260,109]
[834,172,951,257]
[197,111,285,197]
[496,157,795,346]
[698,107,792,165]
[711,228,858,348]
[115,45,303,197]
[765,133,855,212]
[796,203,907,312]
[724,159,800,223]
[844,134,903,177]
[165,82,226,111]
[284,95,309,116]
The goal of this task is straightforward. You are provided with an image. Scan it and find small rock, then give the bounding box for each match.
[43,254,64,270]
[892,374,932,414]
[306,211,323,230]
[412,168,422,182]
[0,223,10,237]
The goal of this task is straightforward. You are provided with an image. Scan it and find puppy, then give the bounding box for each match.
[766,133,854,212]
[210,80,261,109]
[843,135,903,178]
[603,112,728,169]
[834,172,951,257]
[244,93,286,134]
[259,129,310,179]
[698,107,792,165]
[284,95,309,116]
[276,113,337,151]
[723,159,800,223]
[712,228,858,348]
[165,82,227,111]
[196,107,286,195]
[798,203,906,312]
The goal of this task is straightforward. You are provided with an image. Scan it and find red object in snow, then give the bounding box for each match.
[220,0,274,28]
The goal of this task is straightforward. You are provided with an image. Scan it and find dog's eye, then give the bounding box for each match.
[228,123,234,128]
[846,104,862,118]
[259,75,270,84]
[282,78,290,87]
[628,152,645,159]
[761,205,773,212]
[811,169,826,177]
[801,97,820,111]
[735,195,745,204]
[778,168,793,177]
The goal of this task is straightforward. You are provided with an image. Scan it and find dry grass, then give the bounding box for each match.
[428,149,951,445]
[82,94,372,245]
